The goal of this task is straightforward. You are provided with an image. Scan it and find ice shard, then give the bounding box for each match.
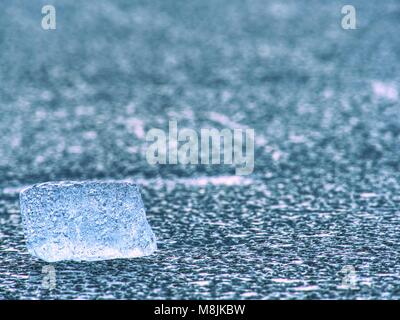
[19,181,157,262]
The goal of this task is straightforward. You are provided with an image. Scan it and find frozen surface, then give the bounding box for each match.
[20,181,157,262]
[1,0,400,299]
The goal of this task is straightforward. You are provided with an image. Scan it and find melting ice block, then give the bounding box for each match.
[19,181,157,262]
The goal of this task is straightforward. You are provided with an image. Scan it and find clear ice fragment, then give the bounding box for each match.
[19,181,157,262]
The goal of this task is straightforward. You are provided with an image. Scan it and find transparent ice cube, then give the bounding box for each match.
[19,181,157,262]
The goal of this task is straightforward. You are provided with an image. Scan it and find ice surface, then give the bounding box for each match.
[19,181,157,262]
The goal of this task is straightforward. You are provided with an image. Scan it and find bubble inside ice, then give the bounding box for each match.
[19,181,157,262]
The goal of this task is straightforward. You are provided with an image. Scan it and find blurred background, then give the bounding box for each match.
[1,0,400,299]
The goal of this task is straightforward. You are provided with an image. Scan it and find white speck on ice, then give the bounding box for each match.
[83,131,97,140]
[292,285,319,291]
[272,150,282,162]
[208,112,248,129]
[184,176,253,187]
[241,292,258,298]
[269,3,294,19]
[372,81,398,101]
[271,278,301,284]
[75,105,95,116]
[3,186,28,196]
[192,280,210,287]
[323,88,334,98]
[67,146,83,154]
[289,134,307,144]
[125,118,145,139]
[360,192,378,198]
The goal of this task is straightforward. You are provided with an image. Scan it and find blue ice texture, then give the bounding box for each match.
[19,181,157,262]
